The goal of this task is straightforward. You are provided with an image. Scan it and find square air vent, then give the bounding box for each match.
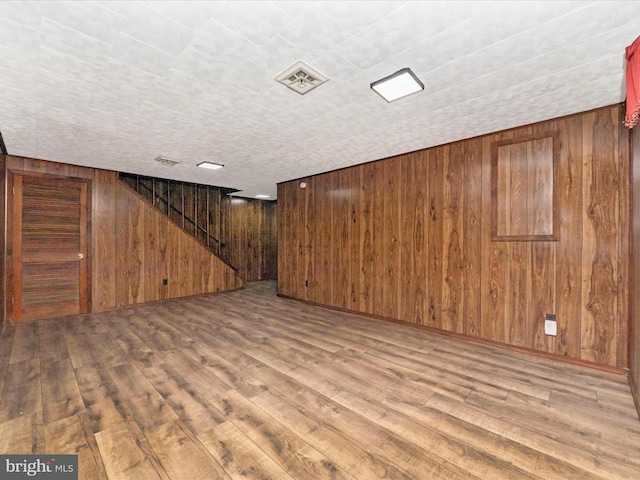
[154,155,181,166]
[275,60,329,95]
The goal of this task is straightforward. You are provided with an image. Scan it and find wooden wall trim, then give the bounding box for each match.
[490,131,560,241]
[631,121,640,419]
[630,372,640,420]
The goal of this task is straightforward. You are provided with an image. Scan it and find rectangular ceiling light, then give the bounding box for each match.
[370,67,424,102]
[197,161,224,170]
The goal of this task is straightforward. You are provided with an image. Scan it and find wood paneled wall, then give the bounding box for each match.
[278,104,630,368]
[118,173,277,282]
[4,155,243,319]
[631,124,640,413]
[0,155,5,328]
[229,198,277,281]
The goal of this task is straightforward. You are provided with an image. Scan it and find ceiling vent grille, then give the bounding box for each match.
[154,155,181,167]
[275,60,328,95]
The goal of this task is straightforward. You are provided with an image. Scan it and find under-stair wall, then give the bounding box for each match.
[120,173,277,282]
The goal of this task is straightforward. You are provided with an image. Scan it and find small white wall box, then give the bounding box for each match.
[544,314,557,336]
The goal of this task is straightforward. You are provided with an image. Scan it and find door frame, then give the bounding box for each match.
[7,171,92,323]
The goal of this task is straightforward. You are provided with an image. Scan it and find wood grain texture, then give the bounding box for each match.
[44,414,107,478]
[492,132,558,241]
[400,152,427,326]
[10,175,91,322]
[228,197,276,282]
[557,117,583,359]
[4,158,243,319]
[615,107,630,378]
[427,147,444,329]
[0,155,5,330]
[93,169,116,311]
[278,104,630,368]
[359,165,374,313]
[95,424,169,480]
[463,139,482,338]
[582,109,619,365]
[1,282,639,479]
[383,157,402,320]
[443,142,464,334]
[630,119,640,419]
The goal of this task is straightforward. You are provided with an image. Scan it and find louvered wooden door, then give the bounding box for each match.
[12,174,90,322]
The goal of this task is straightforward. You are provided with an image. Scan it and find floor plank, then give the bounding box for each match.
[0,281,638,480]
[95,423,169,480]
[44,414,106,480]
[199,421,296,480]
[145,420,230,480]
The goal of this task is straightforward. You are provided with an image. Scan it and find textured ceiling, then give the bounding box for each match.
[1,1,639,199]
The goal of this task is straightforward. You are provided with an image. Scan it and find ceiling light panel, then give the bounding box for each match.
[197,161,224,170]
[371,68,424,102]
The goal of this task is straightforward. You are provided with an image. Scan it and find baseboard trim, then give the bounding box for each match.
[278,293,626,375]
[629,371,640,421]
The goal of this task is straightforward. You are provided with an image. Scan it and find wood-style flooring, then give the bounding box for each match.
[0,281,639,479]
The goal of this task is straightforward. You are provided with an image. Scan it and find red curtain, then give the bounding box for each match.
[625,35,640,128]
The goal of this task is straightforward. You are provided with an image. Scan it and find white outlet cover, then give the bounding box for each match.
[544,320,557,336]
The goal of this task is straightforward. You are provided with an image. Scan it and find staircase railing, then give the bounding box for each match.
[118,172,237,268]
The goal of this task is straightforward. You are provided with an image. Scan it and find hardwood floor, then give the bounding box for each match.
[1,281,639,479]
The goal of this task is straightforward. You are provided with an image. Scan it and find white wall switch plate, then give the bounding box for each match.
[544,319,557,336]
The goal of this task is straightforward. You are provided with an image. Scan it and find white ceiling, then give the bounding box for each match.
[1,1,639,199]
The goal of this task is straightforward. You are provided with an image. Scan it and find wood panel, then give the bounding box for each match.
[3,157,243,321]
[359,165,374,313]
[631,122,640,418]
[581,109,620,366]
[277,104,630,368]
[427,147,444,329]
[93,169,116,311]
[557,116,583,359]
[616,107,630,388]
[463,138,482,337]
[443,142,464,334]
[228,197,277,282]
[384,157,402,320]
[261,200,278,281]
[0,155,5,329]
[400,152,427,325]
[331,169,349,309]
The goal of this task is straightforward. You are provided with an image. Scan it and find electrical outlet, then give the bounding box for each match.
[544,313,557,336]
[163,278,168,286]
[305,280,309,287]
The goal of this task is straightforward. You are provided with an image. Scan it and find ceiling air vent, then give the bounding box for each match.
[275,60,328,95]
[154,155,181,167]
